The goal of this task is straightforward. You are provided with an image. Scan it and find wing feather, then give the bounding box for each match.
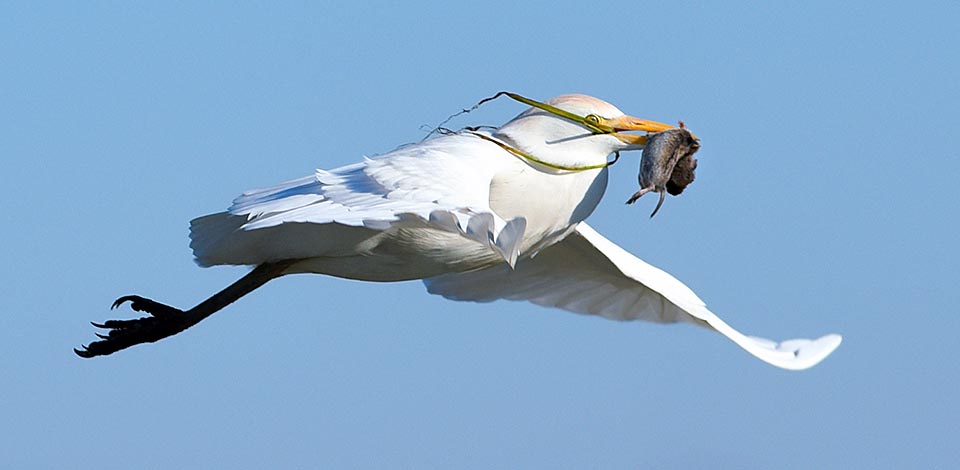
[190,133,527,266]
[424,223,842,370]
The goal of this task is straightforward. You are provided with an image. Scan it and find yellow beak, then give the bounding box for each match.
[602,115,698,146]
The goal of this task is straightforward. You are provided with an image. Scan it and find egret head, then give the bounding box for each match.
[493,94,680,169]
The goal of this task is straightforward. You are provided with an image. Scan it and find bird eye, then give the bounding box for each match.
[585,114,601,125]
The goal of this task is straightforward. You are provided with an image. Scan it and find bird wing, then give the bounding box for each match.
[210,133,527,265]
[424,223,842,370]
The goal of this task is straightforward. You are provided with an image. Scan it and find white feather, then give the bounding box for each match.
[191,133,528,269]
[425,223,842,370]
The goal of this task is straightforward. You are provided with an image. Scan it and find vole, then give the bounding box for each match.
[626,125,700,217]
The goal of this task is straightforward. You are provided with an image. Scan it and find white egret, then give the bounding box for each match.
[77,93,841,370]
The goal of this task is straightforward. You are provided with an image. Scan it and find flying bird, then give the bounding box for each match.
[77,93,841,370]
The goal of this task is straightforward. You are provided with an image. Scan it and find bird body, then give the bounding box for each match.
[80,93,842,370]
[189,131,608,280]
[191,95,626,280]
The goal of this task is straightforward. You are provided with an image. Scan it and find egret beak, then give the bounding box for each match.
[603,115,697,146]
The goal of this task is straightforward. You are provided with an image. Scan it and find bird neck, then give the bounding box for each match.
[468,131,612,172]
[492,115,619,173]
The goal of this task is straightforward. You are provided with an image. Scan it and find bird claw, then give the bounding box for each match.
[75,295,188,358]
[110,295,179,317]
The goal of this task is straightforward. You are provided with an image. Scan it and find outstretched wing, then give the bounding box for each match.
[424,223,842,370]
[191,133,527,267]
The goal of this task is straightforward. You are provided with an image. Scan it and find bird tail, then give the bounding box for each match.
[189,212,250,267]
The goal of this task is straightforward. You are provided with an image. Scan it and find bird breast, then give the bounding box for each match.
[488,164,609,255]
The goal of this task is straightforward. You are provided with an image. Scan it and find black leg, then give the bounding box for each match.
[76,260,296,358]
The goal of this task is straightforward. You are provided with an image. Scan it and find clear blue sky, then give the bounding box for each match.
[3,2,958,468]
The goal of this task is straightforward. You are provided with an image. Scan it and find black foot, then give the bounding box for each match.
[75,295,189,358]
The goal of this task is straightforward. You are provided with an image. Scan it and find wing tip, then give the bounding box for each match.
[774,333,843,371]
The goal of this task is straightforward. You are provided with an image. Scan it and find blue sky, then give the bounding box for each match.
[2,2,958,468]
